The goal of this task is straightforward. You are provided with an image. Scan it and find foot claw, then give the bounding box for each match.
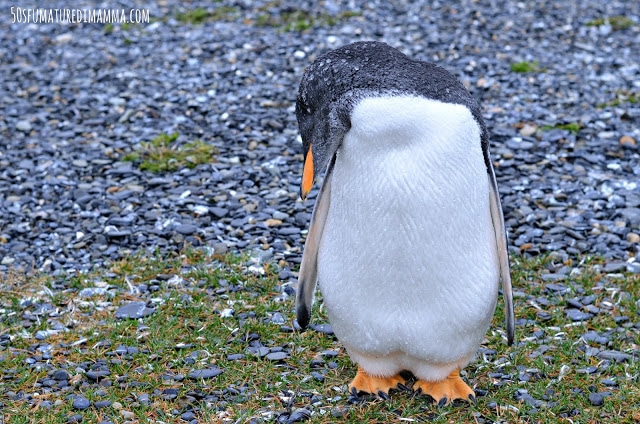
[397,383,411,392]
[378,390,390,400]
[438,397,448,407]
[468,394,476,404]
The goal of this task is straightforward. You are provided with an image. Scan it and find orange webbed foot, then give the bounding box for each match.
[413,370,475,406]
[348,366,408,398]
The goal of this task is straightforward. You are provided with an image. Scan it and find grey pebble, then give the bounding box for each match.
[175,223,198,235]
[310,323,334,335]
[227,353,245,361]
[94,400,112,409]
[187,367,223,379]
[16,120,32,132]
[181,411,196,421]
[85,370,110,381]
[266,351,289,361]
[588,392,604,406]
[115,302,155,319]
[565,309,593,321]
[287,408,311,423]
[72,396,91,410]
[52,369,70,380]
[597,350,633,362]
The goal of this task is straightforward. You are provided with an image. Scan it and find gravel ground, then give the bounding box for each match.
[1,0,639,274]
[1,0,639,422]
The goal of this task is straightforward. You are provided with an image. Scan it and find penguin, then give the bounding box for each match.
[295,41,514,404]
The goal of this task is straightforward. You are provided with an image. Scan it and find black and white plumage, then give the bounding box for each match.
[295,41,514,402]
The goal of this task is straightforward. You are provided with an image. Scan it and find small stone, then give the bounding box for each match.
[67,414,83,423]
[272,211,289,220]
[266,351,289,361]
[175,224,197,235]
[79,287,108,297]
[310,323,334,335]
[311,371,325,382]
[264,218,282,227]
[55,33,73,43]
[519,123,537,137]
[603,262,627,273]
[120,410,135,419]
[565,309,593,321]
[542,274,566,282]
[210,207,228,218]
[545,283,568,294]
[181,411,196,421]
[94,400,112,409]
[72,396,91,410]
[86,370,111,381]
[52,369,70,380]
[287,408,311,423]
[270,312,286,324]
[619,135,636,147]
[597,350,633,362]
[187,367,223,379]
[16,120,32,132]
[138,393,150,405]
[626,233,640,243]
[115,302,155,319]
[227,353,245,361]
[588,392,604,406]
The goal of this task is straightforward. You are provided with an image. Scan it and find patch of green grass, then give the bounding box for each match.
[122,132,217,173]
[540,122,582,134]
[586,16,634,31]
[175,6,239,24]
[103,23,114,33]
[510,60,542,73]
[1,251,639,423]
[255,5,361,32]
[599,90,640,108]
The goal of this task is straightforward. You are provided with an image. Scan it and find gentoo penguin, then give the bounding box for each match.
[295,41,514,404]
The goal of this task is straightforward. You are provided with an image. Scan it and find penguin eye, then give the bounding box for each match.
[306,107,311,114]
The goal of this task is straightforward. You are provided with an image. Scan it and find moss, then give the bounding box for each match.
[510,60,542,73]
[541,122,582,134]
[175,6,239,24]
[255,4,361,32]
[122,132,217,173]
[586,16,634,31]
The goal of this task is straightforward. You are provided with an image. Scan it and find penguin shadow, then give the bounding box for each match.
[347,370,483,408]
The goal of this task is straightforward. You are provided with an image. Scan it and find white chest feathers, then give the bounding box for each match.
[317,96,500,373]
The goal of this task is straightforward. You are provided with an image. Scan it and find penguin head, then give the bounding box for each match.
[295,53,353,200]
[295,41,487,199]
[295,41,401,199]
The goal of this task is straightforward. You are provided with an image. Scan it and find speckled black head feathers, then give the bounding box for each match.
[296,41,489,179]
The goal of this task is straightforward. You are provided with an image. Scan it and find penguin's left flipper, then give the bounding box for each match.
[413,370,475,406]
[296,157,336,330]
[487,163,515,345]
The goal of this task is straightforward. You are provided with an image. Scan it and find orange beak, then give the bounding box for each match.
[301,145,314,200]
